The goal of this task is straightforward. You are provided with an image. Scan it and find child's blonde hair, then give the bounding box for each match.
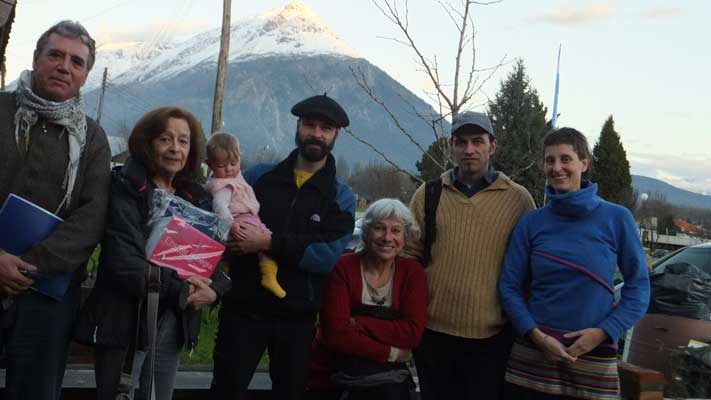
[206,132,241,162]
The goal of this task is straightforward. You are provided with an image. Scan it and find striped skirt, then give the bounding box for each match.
[505,338,620,399]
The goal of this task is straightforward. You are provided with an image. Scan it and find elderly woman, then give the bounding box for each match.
[75,107,231,400]
[307,198,427,400]
[498,127,650,400]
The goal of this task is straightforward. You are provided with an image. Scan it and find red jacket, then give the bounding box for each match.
[308,252,428,391]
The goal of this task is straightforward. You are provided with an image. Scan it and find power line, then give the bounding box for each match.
[109,82,164,107]
[81,0,140,23]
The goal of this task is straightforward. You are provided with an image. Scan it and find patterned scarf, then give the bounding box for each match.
[14,70,87,213]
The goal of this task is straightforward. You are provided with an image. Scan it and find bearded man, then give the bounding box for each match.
[210,94,356,400]
[0,20,111,400]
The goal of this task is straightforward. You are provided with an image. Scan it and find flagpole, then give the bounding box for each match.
[551,44,562,128]
[545,44,562,206]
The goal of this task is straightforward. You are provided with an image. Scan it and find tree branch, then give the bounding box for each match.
[373,0,454,110]
[462,53,508,105]
[450,0,474,117]
[350,66,447,171]
[343,127,424,184]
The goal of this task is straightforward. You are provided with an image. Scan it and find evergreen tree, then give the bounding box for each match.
[415,137,453,182]
[488,59,548,206]
[591,116,633,206]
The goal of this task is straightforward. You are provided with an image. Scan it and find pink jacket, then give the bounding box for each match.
[205,174,260,219]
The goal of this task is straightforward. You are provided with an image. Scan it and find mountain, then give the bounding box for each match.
[85,2,359,91]
[82,2,444,169]
[632,175,711,209]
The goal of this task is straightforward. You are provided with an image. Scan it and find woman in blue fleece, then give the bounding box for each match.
[499,127,650,400]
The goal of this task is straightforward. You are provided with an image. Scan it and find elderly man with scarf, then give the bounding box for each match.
[0,20,111,400]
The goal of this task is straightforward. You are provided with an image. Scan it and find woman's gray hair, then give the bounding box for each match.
[35,20,96,71]
[358,198,420,254]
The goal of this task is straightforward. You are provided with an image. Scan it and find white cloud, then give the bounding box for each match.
[527,1,614,27]
[639,6,684,20]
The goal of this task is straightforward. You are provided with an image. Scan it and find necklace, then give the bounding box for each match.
[361,259,394,307]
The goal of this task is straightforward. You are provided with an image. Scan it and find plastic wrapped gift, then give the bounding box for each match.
[146,216,225,279]
[145,190,229,279]
[147,189,230,242]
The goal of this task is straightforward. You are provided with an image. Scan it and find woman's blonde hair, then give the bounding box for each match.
[206,132,241,162]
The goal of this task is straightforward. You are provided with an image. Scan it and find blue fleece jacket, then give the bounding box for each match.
[499,182,650,342]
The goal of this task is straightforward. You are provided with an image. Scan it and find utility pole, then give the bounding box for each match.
[211,0,232,134]
[96,67,108,124]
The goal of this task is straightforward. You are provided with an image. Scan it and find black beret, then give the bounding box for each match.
[290,93,350,128]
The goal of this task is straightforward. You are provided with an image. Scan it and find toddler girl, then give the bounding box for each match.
[205,133,286,298]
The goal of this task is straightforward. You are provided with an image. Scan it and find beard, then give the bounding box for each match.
[296,131,335,162]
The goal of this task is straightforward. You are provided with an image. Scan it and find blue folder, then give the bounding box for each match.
[0,194,72,300]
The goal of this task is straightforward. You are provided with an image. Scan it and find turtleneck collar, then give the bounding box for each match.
[545,181,602,218]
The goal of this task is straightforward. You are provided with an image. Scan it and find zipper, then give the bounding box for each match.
[282,187,300,233]
[306,275,314,301]
[283,183,314,300]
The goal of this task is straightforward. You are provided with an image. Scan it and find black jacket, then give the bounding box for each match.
[75,158,231,350]
[222,149,355,319]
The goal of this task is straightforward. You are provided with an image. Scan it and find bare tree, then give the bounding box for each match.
[638,192,677,250]
[242,145,283,170]
[336,156,351,182]
[344,0,506,182]
[348,162,417,203]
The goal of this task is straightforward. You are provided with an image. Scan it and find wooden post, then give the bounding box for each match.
[211,0,232,134]
[96,67,108,124]
[0,2,17,91]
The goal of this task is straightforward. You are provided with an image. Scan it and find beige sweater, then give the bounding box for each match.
[409,170,535,339]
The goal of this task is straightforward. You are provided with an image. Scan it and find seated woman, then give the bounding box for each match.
[498,127,650,400]
[75,107,231,400]
[308,198,427,400]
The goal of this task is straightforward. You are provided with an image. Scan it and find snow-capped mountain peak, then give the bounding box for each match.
[85,2,359,91]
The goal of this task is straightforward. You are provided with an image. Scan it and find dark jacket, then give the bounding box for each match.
[75,158,231,350]
[0,91,111,279]
[222,149,355,319]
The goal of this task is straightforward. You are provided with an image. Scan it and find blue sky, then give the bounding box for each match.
[7,0,710,193]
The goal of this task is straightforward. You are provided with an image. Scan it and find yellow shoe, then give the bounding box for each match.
[260,258,286,298]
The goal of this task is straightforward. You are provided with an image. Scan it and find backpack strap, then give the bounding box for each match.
[115,300,143,399]
[422,178,443,268]
[115,264,161,400]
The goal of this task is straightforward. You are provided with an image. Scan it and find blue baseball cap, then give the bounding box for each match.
[451,111,494,137]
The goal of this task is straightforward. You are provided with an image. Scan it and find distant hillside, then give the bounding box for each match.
[632,175,711,209]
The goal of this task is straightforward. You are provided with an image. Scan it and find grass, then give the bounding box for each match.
[180,306,269,370]
[86,245,101,274]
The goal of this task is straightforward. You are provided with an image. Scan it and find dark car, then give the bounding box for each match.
[344,218,363,253]
[614,242,711,301]
[621,242,711,375]
[651,242,711,275]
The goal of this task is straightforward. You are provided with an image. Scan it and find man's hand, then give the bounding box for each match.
[229,221,243,240]
[564,328,608,358]
[228,223,271,256]
[529,328,577,363]
[0,252,37,296]
[186,276,216,310]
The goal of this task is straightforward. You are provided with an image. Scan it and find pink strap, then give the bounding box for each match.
[532,251,615,295]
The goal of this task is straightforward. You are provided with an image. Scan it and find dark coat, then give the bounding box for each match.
[0,91,111,278]
[75,158,231,350]
[222,149,355,319]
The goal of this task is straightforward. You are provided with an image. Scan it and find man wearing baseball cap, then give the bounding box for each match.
[408,111,535,399]
[211,94,355,399]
